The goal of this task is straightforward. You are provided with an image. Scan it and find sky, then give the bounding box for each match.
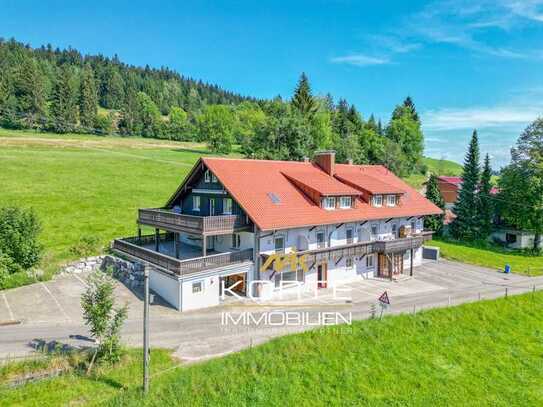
[2,0,543,168]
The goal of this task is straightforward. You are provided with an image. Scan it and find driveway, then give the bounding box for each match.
[1,259,542,362]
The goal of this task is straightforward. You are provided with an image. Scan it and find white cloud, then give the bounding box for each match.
[330,54,389,67]
[422,105,542,131]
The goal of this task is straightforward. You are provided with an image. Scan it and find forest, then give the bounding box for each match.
[0,38,425,177]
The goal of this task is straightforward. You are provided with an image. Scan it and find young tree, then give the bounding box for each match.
[166,106,190,140]
[81,271,128,372]
[50,65,78,133]
[79,64,98,129]
[13,56,46,128]
[291,73,318,117]
[0,207,42,273]
[136,91,162,138]
[450,130,481,240]
[424,174,445,234]
[478,154,494,238]
[498,118,543,251]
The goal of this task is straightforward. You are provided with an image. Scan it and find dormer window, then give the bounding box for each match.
[322,197,336,210]
[339,196,352,209]
[372,195,383,207]
[387,195,397,207]
[204,170,217,183]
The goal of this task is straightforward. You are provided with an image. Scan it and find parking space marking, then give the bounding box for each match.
[2,293,14,321]
[72,273,87,287]
[40,283,71,322]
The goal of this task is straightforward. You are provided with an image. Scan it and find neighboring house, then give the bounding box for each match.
[436,176,535,248]
[113,151,442,311]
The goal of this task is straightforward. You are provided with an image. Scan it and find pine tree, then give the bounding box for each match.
[13,56,46,127]
[50,65,78,133]
[450,130,481,240]
[79,64,98,129]
[403,96,419,122]
[291,73,318,117]
[424,174,445,234]
[478,154,494,238]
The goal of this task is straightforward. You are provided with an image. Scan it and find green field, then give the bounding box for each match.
[1,291,542,406]
[404,157,463,189]
[429,238,543,276]
[0,129,228,275]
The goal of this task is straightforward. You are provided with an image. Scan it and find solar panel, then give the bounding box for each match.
[267,192,281,204]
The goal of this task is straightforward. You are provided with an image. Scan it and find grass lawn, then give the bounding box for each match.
[404,157,463,189]
[2,291,543,406]
[0,129,234,278]
[429,238,543,276]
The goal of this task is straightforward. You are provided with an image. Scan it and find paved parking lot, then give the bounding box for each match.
[1,259,542,361]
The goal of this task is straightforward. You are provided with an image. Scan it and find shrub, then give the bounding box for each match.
[69,235,101,258]
[0,207,42,272]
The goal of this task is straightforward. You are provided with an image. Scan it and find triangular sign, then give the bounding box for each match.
[378,291,390,305]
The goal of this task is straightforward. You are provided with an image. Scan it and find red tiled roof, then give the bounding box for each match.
[200,157,442,231]
[334,166,406,194]
[282,167,362,196]
[438,176,463,185]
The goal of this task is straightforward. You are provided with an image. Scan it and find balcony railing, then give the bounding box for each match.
[138,208,249,235]
[112,236,253,276]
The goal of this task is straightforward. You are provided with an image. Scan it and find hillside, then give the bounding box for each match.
[404,157,463,189]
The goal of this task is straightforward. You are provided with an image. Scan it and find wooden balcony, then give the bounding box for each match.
[112,236,253,276]
[373,231,433,254]
[138,208,250,235]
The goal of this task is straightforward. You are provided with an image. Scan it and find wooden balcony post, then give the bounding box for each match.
[155,228,159,253]
[175,233,180,259]
[202,235,207,257]
[138,227,142,245]
[410,248,414,276]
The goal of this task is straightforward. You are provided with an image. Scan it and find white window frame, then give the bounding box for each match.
[391,223,398,236]
[346,227,354,244]
[346,257,354,269]
[274,235,285,253]
[339,196,352,209]
[411,220,416,233]
[212,173,218,183]
[274,268,304,288]
[372,195,383,207]
[192,281,204,294]
[366,255,374,269]
[223,198,232,215]
[371,224,379,237]
[231,233,241,249]
[387,195,396,207]
[204,170,211,183]
[322,197,336,210]
[193,195,201,212]
[316,230,326,248]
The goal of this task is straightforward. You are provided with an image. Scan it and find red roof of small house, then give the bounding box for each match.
[438,176,499,195]
[197,157,442,231]
[282,167,362,196]
[334,166,406,194]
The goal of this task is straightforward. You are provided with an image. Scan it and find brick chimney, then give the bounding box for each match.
[314,151,335,176]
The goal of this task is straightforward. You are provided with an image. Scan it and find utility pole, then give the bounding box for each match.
[143,265,150,394]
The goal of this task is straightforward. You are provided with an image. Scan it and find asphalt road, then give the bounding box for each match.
[1,259,542,363]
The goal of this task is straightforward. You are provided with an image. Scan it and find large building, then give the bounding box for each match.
[113,152,442,311]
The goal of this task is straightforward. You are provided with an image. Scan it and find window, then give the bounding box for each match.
[372,195,383,207]
[274,269,304,288]
[316,231,326,248]
[223,198,232,214]
[366,255,374,268]
[346,228,354,244]
[371,224,379,237]
[212,173,218,183]
[231,233,241,249]
[204,170,211,183]
[411,220,416,233]
[346,257,354,269]
[506,233,517,244]
[192,281,203,293]
[391,223,398,236]
[322,197,336,210]
[193,196,201,211]
[387,195,396,207]
[274,235,285,253]
[339,196,352,209]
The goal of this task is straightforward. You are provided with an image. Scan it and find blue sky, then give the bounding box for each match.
[2,0,543,167]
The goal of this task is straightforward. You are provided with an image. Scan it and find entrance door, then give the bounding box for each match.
[393,253,403,276]
[317,262,328,288]
[378,253,403,278]
[378,254,389,278]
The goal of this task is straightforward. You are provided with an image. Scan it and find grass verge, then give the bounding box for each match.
[2,292,543,406]
[428,238,543,276]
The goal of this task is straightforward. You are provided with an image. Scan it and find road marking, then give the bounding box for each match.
[2,293,15,321]
[72,273,87,287]
[40,283,71,322]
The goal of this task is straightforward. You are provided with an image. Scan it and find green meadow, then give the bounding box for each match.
[1,291,542,406]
